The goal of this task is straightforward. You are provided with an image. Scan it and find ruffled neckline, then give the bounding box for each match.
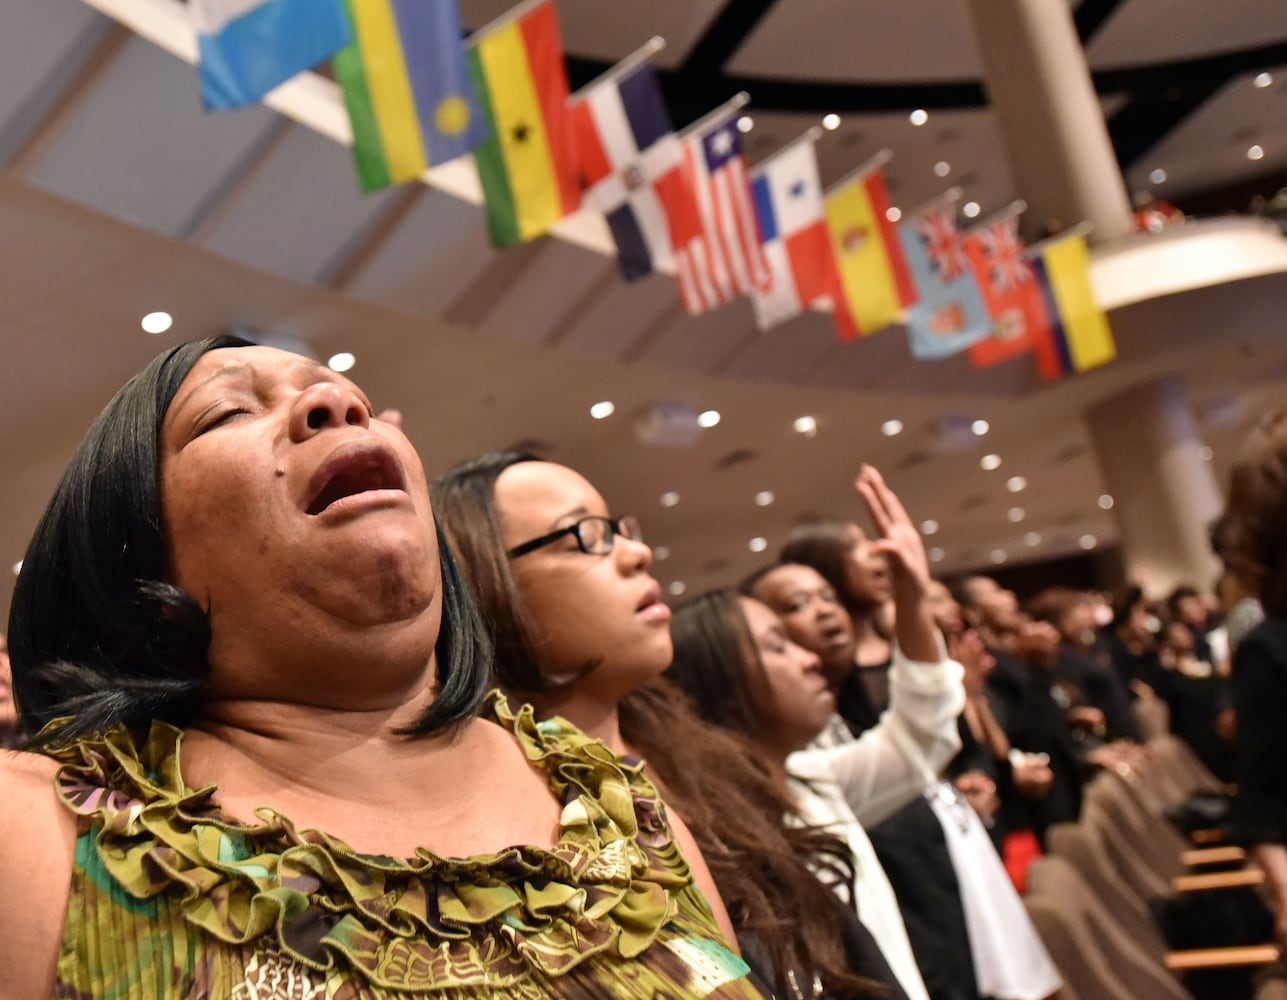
[50,693,691,989]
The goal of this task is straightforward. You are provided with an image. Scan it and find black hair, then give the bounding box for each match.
[667,589,763,741]
[9,336,489,747]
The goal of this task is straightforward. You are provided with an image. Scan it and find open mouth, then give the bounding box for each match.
[636,583,662,613]
[306,443,406,515]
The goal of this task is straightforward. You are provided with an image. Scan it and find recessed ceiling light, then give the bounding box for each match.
[934,161,951,178]
[327,352,356,373]
[981,453,1002,471]
[1006,476,1027,493]
[697,409,721,428]
[909,109,929,126]
[589,400,615,419]
[737,115,754,133]
[1254,72,1274,89]
[1024,531,1042,547]
[1149,168,1168,184]
[668,581,687,596]
[749,536,768,553]
[653,545,671,561]
[754,490,775,507]
[660,491,680,507]
[1248,144,1265,161]
[928,546,945,563]
[1007,506,1025,523]
[990,549,1007,564]
[11,560,22,576]
[885,206,902,222]
[962,201,981,219]
[971,419,990,436]
[921,519,940,535]
[794,415,818,436]
[1079,534,1098,550]
[1098,494,1114,510]
[822,113,841,130]
[141,311,173,335]
[881,418,904,437]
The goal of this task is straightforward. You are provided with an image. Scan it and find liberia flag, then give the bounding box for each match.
[899,207,990,359]
[962,216,1052,370]
[674,117,769,315]
[570,62,699,280]
[749,136,847,335]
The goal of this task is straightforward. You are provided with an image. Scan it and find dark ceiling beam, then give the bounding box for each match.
[1106,85,1220,170]
[674,0,779,77]
[1072,0,1129,45]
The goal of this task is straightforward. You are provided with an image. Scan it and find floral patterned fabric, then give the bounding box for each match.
[50,694,762,999]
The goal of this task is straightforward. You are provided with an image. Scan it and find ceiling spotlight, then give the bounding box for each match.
[886,206,902,222]
[653,545,670,561]
[737,115,754,133]
[668,581,687,596]
[920,519,940,535]
[1149,168,1168,184]
[754,490,776,507]
[971,419,990,436]
[980,453,1002,471]
[990,549,1007,565]
[1024,531,1042,547]
[881,418,904,437]
[962,201,981,219]
[141,311,173,335]
[934,161,951,178]
[1007,506,1026,523]
[794,415,817,436]
[1079,534,1098,550]
[589,400,615,419]
[327,352,356,373]
[697,409,721,428]
[909,109,929,126]
[1006,476,1027,493]
[1098,494,1114,510]
[928,546,945,563]
[822,113,841,130]
[1198,445,1213,462]
[749,536,768,553]
[1248,144,1266,161]
[660,491,680,507]
[1254,72,1273,89]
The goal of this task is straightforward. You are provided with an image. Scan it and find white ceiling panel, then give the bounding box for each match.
[473,238,616,344]
[556,271,682,357]
[1087,0,1287,70]
[638,298,759,372]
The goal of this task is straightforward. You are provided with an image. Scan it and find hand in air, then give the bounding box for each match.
[854,465,930,599]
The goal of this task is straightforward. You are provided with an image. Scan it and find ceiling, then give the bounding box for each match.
[2,0,1287,619]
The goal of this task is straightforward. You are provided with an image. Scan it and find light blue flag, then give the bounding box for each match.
[899,208,992,359]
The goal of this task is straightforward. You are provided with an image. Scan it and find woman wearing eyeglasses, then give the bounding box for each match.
[434,453,904,1000]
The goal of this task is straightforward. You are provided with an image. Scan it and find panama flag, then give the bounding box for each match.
[192,0,352,110]
[570,61,700,280]
[899,207,991,359]
[749,136,848,335]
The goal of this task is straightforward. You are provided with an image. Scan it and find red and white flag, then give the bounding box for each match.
[674,117,769,314]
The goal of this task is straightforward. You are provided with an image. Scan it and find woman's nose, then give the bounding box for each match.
[614,533,653,574]
[290,382,370,441]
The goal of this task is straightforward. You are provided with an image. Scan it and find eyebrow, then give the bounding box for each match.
[549,505,592,532]
[170,364,252,423]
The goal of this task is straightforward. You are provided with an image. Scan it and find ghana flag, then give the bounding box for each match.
[468,0,580,246]
[334,0,488,191]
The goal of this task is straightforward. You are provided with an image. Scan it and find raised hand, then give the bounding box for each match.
[854,464,930,599]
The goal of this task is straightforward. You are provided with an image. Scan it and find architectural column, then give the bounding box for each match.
[963,0,1135,243]
[1085,378,1223,596]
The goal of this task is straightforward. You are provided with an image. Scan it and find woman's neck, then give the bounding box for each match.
[523,690,628,757]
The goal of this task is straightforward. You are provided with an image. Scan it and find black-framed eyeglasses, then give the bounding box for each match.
[507,515,644,559]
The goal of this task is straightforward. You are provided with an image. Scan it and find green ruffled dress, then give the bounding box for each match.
[49,695,764,999]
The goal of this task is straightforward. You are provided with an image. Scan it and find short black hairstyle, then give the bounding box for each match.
[9,336,489,747]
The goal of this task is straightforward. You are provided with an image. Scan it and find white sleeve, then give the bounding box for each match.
[789,635,965,830]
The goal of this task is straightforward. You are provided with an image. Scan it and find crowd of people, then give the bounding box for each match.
[0,336,1283,999]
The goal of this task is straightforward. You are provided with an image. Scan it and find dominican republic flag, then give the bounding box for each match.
[961,216,1052,370]
[192,0,352,110]
[570,63,699,280]
[674,118,769,315]
[749,137,846,334]
[899,208,991,359]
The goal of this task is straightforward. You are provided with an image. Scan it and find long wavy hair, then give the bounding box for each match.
[433,451,880,999]
[9,336,490,747]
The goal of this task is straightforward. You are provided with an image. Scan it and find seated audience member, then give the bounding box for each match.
[434,453,895,999]
[0,338,766,998]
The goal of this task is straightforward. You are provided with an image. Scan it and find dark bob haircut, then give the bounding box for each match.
[778,521,866,615]
[8,336,490,747]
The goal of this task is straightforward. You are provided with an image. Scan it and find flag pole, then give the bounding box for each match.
[747,126,823,176]
[466,0,548,43]
[678,91,751,141]
[967,199,1027,235]
[570,36,666,100]
[901,186,964,223]
[1021,219,1095,259]
[824,148,893,194]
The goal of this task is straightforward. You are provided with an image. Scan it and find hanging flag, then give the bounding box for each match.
[192,0,352,110]
[962,216,1051,370]
[898,204,991,359]
[1031,231,1116,378]
[570,56,699,280]
[749,134,849,335]
[467,0,580,247]
[333,0,488,192]
[674,104,770,315]
[825,162,916,338]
